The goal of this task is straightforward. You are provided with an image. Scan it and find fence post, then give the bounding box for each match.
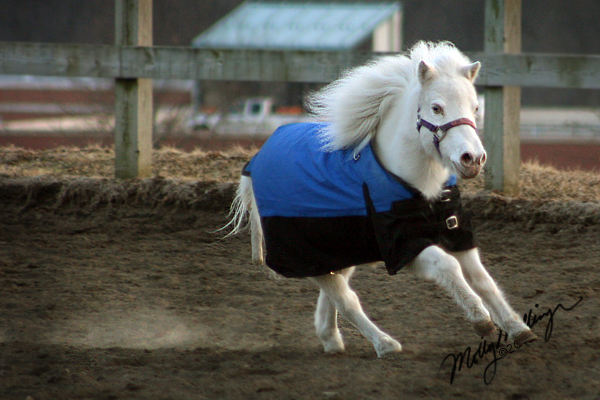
[114,0,153,179]
[483,0,521,195]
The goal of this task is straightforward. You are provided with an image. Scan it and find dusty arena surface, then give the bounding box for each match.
[1,146,599,399]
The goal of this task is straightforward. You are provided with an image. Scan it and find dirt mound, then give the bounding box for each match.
[0,175,236,213]
[2,144,600,227]
[464,192,600,225]
[2,144,600,202]
[0,144,256,182]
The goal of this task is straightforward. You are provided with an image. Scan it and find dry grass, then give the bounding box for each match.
[0,144,258,182]
[1,144,599,204]
[459,159,600,202]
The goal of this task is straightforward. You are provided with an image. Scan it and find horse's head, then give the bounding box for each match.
[416,60,486,179]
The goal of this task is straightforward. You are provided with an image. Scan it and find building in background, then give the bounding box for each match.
[190,1,402,110]
[192,1,401,52]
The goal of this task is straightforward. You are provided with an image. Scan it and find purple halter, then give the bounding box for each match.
[416,108,478,156]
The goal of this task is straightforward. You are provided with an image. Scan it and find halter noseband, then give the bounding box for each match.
[416,108,477,156]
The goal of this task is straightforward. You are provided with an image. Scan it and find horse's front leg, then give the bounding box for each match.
[311,268,402,358]
[409,246,496,337]
[452,248,537,345]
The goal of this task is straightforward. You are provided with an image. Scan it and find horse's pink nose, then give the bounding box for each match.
[460,152,486,167]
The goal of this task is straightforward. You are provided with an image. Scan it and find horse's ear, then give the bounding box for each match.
[462,61,481,82]
[418,60,436,84]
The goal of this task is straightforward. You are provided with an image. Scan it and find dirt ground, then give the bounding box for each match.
[0,176,598,400]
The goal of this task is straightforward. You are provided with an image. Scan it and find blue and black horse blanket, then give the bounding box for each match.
[243,122,475,278]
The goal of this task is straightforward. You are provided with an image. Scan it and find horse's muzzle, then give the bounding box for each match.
[456,152,486,179]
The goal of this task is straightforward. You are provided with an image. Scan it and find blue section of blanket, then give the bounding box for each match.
[245,122,452,217]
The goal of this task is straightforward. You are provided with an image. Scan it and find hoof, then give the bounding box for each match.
[375,336,402,358]
[319,329,345,354]
[513,330,537,346]
[474,319,496,337]
[323,339,345,354]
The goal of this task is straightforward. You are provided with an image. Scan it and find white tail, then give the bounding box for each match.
[226,176,265,265]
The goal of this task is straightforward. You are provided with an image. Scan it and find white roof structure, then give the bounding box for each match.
[192,1,402,51]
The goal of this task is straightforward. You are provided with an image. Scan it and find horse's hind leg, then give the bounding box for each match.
[315,288,345,353]
[311,268,402,358]
[313,267,358,353]
[452,249,536,344]
[410,246,494,335]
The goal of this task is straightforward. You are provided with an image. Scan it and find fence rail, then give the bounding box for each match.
[1,42,600,89]
[0,0,598,194]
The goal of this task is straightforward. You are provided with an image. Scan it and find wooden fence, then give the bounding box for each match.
[0,0,599,194]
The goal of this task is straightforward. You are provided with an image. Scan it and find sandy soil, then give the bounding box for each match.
[1,177,599,400]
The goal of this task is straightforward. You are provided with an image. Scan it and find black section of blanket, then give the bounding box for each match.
[364,184,476,275]
[260,184,476,278]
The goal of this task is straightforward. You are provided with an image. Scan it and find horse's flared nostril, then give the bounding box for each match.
[461,152,486,167]
[478,153,487,166]
[460,153,474,167]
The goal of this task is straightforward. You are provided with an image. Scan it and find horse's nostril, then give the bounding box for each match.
[461,153,474,166]
[479,153,487,165]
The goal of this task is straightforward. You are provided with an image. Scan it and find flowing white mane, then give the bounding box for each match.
[306,41,473,151]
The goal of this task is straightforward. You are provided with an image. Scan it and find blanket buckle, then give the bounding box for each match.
[440,189,452,202]
[446,215,459,230]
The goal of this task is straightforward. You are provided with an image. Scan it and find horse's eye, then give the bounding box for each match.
[432,105,443,115]
[475,106,480,113]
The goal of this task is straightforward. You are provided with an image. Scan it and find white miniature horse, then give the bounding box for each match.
[229,42,536,357]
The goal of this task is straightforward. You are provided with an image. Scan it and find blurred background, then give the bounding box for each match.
[0,0,599,169]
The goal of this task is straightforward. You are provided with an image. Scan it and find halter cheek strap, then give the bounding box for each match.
[416,108,478,156]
